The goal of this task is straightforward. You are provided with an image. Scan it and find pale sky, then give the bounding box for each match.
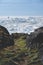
[0,0,43,16]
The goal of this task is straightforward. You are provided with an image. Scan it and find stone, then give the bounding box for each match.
[0,25,14,49]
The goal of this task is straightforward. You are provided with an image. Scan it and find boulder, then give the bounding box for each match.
[0,25,14,49]
[26,27,43,64]
[26,27,43,49]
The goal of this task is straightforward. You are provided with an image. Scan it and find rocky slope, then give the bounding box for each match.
[26,27,43,64]
[0,25,14,49]
[0,26,43,65]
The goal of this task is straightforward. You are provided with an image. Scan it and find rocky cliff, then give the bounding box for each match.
[26,27,43,64]
[0,25,14,49]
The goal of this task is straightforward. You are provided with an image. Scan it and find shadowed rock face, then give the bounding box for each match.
[0,25,14,49]
[31,32,43,49]
[26,27,43,49]
[26,27,43,64]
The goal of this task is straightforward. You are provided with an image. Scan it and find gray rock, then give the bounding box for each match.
[26,27,43,63]
[0,25,14,49]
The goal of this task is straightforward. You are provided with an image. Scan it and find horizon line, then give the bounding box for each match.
[0,16,43,18]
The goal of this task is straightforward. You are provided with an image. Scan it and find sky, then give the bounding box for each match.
[0,0,43,16]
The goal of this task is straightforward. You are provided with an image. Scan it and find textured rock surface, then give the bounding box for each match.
[26,27,43,64]
[26,27,43,48]
[0,25,14,49]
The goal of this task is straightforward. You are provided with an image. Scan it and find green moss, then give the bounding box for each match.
[15,36,26,48]
[0,34,41,65]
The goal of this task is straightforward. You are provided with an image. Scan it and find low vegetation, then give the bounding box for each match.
[0,33,41,65]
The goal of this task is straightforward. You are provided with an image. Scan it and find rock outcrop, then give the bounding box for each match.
[0,25,14,49]
[26,27,43,49]
[26,27,43,64]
